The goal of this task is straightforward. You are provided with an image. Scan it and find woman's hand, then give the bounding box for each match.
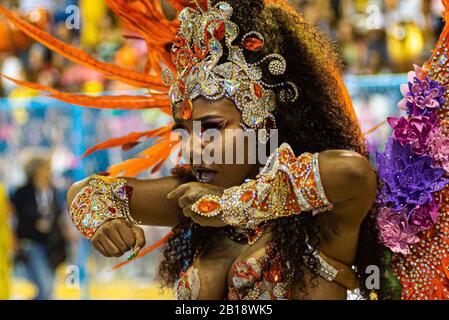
[91,218,146,258]
[167,182,227,228]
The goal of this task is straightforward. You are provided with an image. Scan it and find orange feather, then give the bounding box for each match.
[107,139,179,177]
[82,125,175,158]
[1,74,170,110]
[83,131,156,158]
[106,0,177,44]
[165,0,193,12]
[0,5,167,90]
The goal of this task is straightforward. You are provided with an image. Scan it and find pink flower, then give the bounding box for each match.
[429,129,449,173]
[398,65,426,111]
[409,200,440,231]
[388,116,437,155]
[377,207,420,255]
[397,64,445,116]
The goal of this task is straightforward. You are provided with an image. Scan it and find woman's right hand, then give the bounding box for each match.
[91,218,146,258]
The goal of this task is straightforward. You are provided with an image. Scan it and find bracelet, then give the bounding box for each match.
[191,143,333,229]
[70,174,139,239]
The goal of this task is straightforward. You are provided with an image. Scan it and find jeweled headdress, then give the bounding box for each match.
[162,0,299,130]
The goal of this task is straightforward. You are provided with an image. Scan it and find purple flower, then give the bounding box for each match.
[377,207,420,255]
[409,199,440,231]
[398,65,445,117]
[428,129,449,173]
[388,115,437,155]
[376,138,449,211]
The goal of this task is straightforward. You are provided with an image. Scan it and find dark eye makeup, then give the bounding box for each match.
[200,118,228,131]
[172,117,228,134]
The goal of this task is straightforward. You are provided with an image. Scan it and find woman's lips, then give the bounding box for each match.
[193,167,218,183]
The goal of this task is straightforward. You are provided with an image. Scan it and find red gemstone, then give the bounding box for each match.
[197,199,219,213]
[243,38,264,51]
[240,191,254,202]
[213,22,226,41]
[253,83,263,98]
[181,99,193,120]
[108,207,116,214]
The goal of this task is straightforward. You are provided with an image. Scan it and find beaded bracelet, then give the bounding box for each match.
[191,143,333,229]
[69,174,139,239]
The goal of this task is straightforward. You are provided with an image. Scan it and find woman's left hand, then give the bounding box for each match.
[167,182,227,227]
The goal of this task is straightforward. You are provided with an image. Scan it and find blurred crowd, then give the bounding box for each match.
[0,0,448,300]
[0,0,149,99]
[293,0,446,74]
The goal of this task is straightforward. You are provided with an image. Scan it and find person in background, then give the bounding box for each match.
[10,156,66,300]
[0,183,12,300]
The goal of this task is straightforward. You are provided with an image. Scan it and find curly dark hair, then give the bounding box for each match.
[158,0,399,299]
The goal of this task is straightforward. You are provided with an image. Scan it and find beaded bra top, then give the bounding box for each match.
[174,249,359,300]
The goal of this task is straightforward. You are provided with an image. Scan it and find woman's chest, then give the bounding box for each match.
[175,231,279,300]
[174,229,349,300]
[189,234,248,300]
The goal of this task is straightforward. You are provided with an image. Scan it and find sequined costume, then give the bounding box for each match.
[174,248,360,300]
[375,0,449,300]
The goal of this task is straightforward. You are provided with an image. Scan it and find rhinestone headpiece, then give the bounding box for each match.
[162,0,299,130]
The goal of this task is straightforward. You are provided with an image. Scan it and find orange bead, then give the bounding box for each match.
[253,83,263,98]
[213,22,226,41]
[240,191,254,202]
[181,99,193,120]
[197,199,220,213]
[243,37,264,51]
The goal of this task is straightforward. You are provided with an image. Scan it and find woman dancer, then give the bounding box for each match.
[1,0,395,299]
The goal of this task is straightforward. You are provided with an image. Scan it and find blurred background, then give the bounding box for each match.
[0,0,445,299]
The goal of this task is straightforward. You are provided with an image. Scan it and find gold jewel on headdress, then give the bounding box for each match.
[162,0,299,130]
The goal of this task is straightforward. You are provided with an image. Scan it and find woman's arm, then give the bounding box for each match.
[318,150,377,225]
[169,148,377,230]
[66,175,187,258]
[67,175,185,227]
